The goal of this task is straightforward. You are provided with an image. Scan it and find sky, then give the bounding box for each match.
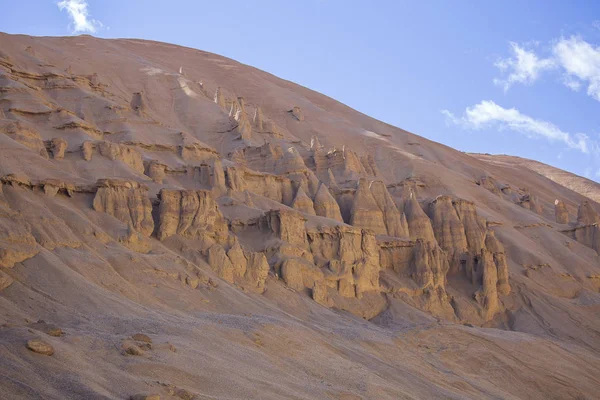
[3,1,600,182]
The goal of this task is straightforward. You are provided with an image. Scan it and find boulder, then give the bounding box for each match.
[26,339,54,356]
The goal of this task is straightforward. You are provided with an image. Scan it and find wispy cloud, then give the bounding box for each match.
[57,0,103,34]
[493,34,600,102]
[553,36,600,101]
[442,100,592,154]
[493,42,555,91]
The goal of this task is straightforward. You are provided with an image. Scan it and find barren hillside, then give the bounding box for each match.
[0,32,599,399]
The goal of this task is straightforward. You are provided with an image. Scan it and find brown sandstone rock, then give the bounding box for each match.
[132,333,152,343]
[253,106,264,130]
[350,179,387,235]
[564,225,600,254]
[554,199,569,224]
[0,270,14,291]
[370,181,408,237]
[1,120,49,158]
[313,183,343,222]
[281,258,324,291]
[429,196,468,259]
[146,160,167,183]
[577,200,600,225]
[474,250,500,320]
[26,339,54,356]
[157,189,228,242]
[81,140,94,160]
[403,192,435,242]
[48,137,67,160]
[28,320,63,337]
[290,106,304,121]
[263,209,307,247]
[93,180,154,237]
[97,141,144,174]
[0,218,39,268]
[130,91,146,114]
[453,199,487,253]
[291,187,316,215]
[214,87,225,108]
[485,230,511,295]
[130,394,160,400]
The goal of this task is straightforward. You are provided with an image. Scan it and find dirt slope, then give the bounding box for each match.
[0,32,599,399]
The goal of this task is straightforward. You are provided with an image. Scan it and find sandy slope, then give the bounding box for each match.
[0,32,599,399]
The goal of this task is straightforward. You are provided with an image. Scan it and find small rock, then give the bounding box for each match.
[123,344,144,356]
[130,394,160,400]
[26,339,54,356]
[29,320,63,337]
[132,333,152,343]
[175,388,195,400]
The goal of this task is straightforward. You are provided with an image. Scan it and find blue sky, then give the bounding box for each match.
[3,1,600,182]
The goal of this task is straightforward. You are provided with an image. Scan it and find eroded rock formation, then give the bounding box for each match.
[157,189,228,243]
[555,199,569,224]
[93,179,154,237]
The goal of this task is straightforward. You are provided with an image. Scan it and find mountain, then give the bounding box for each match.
[0,32,599,399]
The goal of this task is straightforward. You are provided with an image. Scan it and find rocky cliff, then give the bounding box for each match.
[0,33,598,400]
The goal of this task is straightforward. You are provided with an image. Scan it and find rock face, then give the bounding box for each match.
[81,140,94,161]
[225,166,295,205]
[403,193,435,242]
[291,187,316,215]
[97,141,145,174]
[350,179,387,235]
[0,270,14,291]
[48,137,67,160]
[93,179,154,237]
[290,106,304,121]
[485,230,511,295]
[555,199,569,224]
[0,218,39,268]
[157,189,228,243]
[1,120,49,158]
[429,196,468,263]
[370,181,408,238]
[146,160,167,183]
[313,183,343,222]
[263,209,307,247]
[207,240,269,291]
[577,201,600,225]
[564,225,600,254]
[474,250,499,320]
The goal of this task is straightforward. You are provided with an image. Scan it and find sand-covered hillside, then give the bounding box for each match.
[0,32,599,399]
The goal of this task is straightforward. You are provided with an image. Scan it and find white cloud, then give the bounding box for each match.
[493,35,600,101]
[57,0,103,34]
[493,43,555,91]
[561,74,582,91]
[553,36,600,101]
[442,100,591,153]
